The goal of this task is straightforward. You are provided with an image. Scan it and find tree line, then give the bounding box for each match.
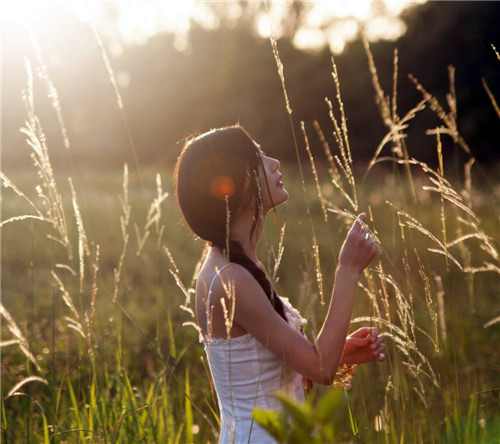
[3,1,500,171]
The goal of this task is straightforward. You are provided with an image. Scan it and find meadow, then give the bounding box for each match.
[1,37,500,443]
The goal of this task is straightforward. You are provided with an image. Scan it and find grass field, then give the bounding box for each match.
[1,39,500,443]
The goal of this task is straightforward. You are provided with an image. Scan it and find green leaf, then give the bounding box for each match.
[252,408,287,442]
[168,310,177,359]
[316,389,342,423]
[276,393,314,430]
[41,411,50,444]
[185,368,193,443]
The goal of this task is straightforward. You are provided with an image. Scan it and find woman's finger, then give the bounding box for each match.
[349,213,366,235]
[369,328,379,340]
[347,336,370,347]
[370,337,384,349]
[351,327,371,338]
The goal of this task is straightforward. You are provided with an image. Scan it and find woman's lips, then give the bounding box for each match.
[277,174,284,187]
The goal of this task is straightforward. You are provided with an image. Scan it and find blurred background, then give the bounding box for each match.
[2,4,500,441]
[2,0,500,172]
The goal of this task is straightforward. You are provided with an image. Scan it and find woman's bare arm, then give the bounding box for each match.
[210,214,377,385]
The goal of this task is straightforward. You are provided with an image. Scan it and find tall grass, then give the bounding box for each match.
[252,36,500,443]
[1,28,500,444]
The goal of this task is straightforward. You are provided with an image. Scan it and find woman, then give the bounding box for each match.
[174,125,385,443]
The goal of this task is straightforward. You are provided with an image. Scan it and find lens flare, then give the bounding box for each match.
[210,176,235,200]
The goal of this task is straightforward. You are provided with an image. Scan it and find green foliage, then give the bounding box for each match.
[253,390,344,443]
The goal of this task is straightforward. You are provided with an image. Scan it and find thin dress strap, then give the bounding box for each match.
[206,263,232,335]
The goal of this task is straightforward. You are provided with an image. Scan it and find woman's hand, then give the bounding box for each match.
[338,213,377,278]
[341,327,385,365]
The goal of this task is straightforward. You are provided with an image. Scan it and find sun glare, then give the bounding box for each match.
[291,0,425,53]
[0,0,426,53]
[0,0,196,45]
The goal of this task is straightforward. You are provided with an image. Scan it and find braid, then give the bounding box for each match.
[214,240,287,322]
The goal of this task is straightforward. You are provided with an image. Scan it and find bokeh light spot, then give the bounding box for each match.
[210,176,235,200]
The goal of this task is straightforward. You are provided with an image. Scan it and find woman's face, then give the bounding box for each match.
[256,146,289,211]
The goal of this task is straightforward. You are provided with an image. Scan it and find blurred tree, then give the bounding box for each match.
[2,1,499,171]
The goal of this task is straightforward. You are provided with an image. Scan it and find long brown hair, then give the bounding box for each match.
[174,125,287,321]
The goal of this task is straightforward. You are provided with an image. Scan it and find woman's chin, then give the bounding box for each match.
[274,190,289,207]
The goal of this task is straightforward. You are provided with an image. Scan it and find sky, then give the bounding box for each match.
[0,0,426,54]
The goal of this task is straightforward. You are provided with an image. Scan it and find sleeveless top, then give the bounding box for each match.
[200,263,306,444]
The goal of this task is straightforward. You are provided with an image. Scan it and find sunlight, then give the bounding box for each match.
[0,0,54,26]
[0,0,196,46]
[292,0,425,53]
[0,0,428,53]
[104,1,196,46]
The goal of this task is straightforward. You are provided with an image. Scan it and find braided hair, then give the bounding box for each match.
[174,125,287,321]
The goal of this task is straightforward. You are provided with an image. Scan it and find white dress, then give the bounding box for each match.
[201,263,306,444]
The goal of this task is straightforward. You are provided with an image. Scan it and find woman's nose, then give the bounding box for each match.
[271,158,280,171]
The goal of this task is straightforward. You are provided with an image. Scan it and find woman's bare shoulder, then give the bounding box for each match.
[195,258,253,338]
[196,260,253,297]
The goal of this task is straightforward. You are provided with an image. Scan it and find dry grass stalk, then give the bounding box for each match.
[484,316,500,328]
[29,31,70,149]
[433,274,447,343]
[164,245,196,322]
[92,26,123,110]
[396,208,464,270]
[51,270,85,339]
[270,37,292,116]
[130,172,168,254]
[391,48,399,122]
[220,271,236,339]
[55,263,77,276]
[0,304,44,373]
[492,44,500,61]
[435,134,448,267]
[69,178,90,293]
[481,78,500,120]
[330,57,353,165]
[225,195,231,260]
[397,212,413,306]
[365,99,426,178]
[301,122,328,222]
[92,25,143,185]
[363,37,391,126]
[0,171,44,219]
[410,73,472,156]
[457,217,498,261]
[362,38,419,202]
[271,223,286,284]
[313,120,341,183]
[6,376,49,399]
[416,252,439,354]
[0,214,46,228]
[21,59,72,259]
[85,245,100,364]
[358,281,381,320]
[135,174,168,255]
[113,164,131,302]
[268,32,329,308]
[134,223,151,256]
[325,97,357,211]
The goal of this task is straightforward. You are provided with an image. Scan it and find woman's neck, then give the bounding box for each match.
[213,210,264,263]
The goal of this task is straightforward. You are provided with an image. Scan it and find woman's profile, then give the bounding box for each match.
[174,124,385,443]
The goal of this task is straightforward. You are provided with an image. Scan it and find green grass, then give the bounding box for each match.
[2,162,499,442]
